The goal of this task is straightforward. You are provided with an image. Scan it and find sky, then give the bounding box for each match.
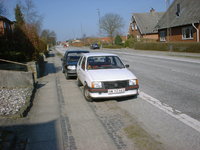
[3,0,171,41]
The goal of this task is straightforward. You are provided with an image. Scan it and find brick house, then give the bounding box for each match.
[156,0,200,42]
[128,8,164,41]
[0,16,13,40]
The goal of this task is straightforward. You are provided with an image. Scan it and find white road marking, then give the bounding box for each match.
[139,91,200,133]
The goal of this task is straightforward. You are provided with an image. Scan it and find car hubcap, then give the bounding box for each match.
[85,88,90,99]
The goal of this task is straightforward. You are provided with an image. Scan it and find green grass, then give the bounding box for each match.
[124,124,164,150]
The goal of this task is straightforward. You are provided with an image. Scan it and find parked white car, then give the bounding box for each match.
[76,53,139,101]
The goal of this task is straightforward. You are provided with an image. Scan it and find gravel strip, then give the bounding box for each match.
[0,88,33,116]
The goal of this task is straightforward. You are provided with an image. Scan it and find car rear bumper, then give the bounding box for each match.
[66,70,77,76]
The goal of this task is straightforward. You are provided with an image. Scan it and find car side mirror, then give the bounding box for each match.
[125,64,129,68]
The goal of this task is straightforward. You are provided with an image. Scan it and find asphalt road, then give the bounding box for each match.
[1,47,200,150]
[55,46,200,150]
[58,46,200,121]
[102,49,200,121]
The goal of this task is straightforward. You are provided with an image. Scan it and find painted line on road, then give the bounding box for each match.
[139,91,200,133]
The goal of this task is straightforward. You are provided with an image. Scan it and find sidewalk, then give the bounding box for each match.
[0,52,63,150]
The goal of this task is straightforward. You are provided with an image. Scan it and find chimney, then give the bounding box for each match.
[150,8,155,13]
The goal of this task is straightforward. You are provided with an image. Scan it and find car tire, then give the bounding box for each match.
[65,73,70,79]
[84,85,93,102]
[62,67,65,73]
[77,78,82,86]
[132,94,138,99]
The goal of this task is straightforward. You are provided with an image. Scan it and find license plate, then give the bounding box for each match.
[108,88,125,94]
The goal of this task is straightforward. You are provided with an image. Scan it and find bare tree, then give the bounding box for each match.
[0,0,7,16]
[41,29,57,46]
[22,0,43,32]
[99,13,124,44]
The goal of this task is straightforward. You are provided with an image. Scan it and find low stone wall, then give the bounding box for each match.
[0,70,35,117]
[0,70,35,88]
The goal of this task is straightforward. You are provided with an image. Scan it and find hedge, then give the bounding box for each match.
[134,42,200,53]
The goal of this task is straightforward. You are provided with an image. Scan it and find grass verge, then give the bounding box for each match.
[124,124,164,150]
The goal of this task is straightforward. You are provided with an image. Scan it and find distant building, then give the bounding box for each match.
[0,16,14,40]
[156,0,200,42]
[99,37,112,43]
[128,8,164,41]
[99,36,127,44]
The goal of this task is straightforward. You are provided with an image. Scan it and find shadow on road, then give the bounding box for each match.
[41,62,56,77]
[93,95,138,103]
[0,120,59,150]
[47,53,55,57]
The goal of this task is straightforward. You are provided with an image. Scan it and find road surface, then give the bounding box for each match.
[1,46,200,150]
[54,46,200,150]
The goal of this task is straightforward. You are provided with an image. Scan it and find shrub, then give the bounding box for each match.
[134,42,200,53]
[115,35,122,45]
[124,36,137,48]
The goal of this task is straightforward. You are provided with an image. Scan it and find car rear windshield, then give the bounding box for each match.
[67,52,85,62]
[87,56,125,70]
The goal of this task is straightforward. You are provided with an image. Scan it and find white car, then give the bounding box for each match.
[76,53,139,101]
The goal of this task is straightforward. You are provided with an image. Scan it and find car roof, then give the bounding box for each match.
[81,52,118,57]
[65,50,89,53]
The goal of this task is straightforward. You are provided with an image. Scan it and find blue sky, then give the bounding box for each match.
[5,0,171,41]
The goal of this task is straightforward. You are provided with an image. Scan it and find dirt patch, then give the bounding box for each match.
[90,100,165,150]
[124,123,163,150]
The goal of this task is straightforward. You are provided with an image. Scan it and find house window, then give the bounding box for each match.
[3,22,7,29]
[182,26,193,40]
[131,23,137,30]
[160,31,166,41]
[131,24,134,30]
[135,24,137,30]
[176,3,180,16]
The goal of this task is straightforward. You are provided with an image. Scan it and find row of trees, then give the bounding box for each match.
[1,0,56,61]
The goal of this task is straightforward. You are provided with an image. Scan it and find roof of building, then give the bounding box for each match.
[132,11,164,34]
[157,0,200,29]
[0,16,13,23]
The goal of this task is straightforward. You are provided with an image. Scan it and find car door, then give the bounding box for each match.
[62,52,68,67]
[77,57,87,84]
[77,56,83,76]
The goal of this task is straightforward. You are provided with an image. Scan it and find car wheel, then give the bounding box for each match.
[84,85,93,102]
[62,67,65,73]
[77,78,82,86]
[65,73,70,79]
[132,94,138,99]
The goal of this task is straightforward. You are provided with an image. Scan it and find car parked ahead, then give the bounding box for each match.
[77,53,139,101]
[90,43,100,49]
[61,50,89,79]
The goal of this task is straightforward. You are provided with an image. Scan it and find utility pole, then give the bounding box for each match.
[97,8,101,35]
[97,8,100,25]
[80,23,83,37]
[97,8,102,48]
